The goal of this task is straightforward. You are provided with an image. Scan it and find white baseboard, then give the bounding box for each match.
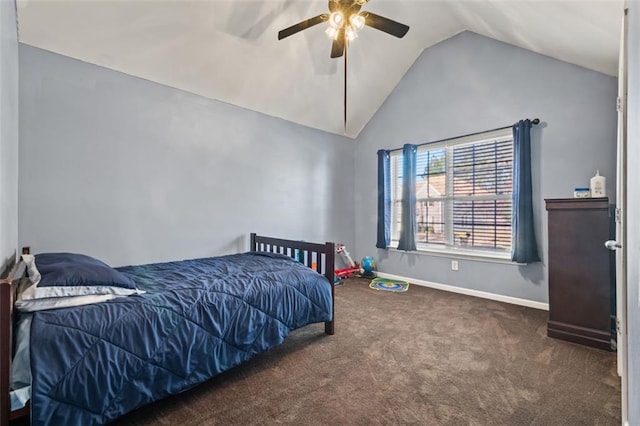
[376,272,549,311]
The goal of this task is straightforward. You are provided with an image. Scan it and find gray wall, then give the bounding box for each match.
[18,45,354,267]
[626,3,639,422]
[353,32,618,303]
[0,0,19,271]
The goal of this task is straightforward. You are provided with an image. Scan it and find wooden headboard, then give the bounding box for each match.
[0,254,27,426]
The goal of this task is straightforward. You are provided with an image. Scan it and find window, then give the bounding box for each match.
[390,129,513,256]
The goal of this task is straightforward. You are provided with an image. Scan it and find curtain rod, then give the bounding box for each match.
[388,118,540,154]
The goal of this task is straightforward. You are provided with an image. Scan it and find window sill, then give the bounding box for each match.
[388,246,526,265]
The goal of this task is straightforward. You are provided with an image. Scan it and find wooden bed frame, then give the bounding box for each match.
[0,233,335,426]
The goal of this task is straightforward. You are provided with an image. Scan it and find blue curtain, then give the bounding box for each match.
[397,144,417,251]
[376,150,391,249]
[512,120,540,263]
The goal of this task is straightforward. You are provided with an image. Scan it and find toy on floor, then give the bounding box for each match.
[360,256,377,278]
[334,244,360,282]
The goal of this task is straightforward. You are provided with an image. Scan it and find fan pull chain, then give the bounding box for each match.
[344,41,348,134]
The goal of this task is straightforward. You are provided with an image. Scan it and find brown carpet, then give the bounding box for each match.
[113,278,621,425]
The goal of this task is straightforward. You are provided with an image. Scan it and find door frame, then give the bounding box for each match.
[615,6,629,424]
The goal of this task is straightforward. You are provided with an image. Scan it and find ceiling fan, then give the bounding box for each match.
[278,0,409,58]
[278,0,410,132]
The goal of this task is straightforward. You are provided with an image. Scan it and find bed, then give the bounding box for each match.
[0,233,335,426]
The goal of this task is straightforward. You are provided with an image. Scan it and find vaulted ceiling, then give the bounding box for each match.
[16,0,624,138]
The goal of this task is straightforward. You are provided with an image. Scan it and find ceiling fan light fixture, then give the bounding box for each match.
[325,26,339,40]
[349,14,366,31]
[329,11,344,29]
[345,26,358,41]
[354,0,368,5]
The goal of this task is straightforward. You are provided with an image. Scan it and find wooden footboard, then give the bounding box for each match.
[250,233,335,335]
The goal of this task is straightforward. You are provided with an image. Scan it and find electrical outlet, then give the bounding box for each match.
[451,260,459,271]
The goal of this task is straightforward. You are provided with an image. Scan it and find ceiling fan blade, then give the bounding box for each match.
[330,28,345,58]
[362,12,409,38]
[278,14,329,40]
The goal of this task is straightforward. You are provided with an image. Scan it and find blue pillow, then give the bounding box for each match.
[36,253,136,289]
[19,253,142,305]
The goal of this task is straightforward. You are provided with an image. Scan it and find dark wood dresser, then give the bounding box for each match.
[545,198,613,350]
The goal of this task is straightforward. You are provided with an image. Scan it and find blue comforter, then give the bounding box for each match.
[29,252,332,425]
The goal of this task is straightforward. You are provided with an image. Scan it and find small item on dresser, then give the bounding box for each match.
[590,170,606,197]
[574,188,590,198]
